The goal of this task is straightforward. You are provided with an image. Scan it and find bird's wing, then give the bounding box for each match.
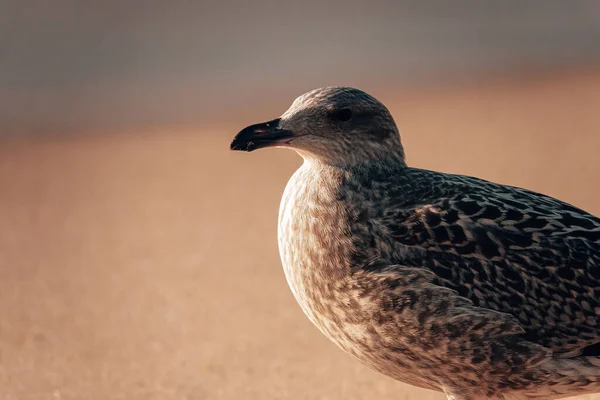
[356,264,550,374]
[376,168,600,356]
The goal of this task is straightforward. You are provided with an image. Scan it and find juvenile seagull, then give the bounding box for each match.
[230,87,600,400]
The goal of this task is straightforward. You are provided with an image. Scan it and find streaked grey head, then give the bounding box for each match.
[231,87,405,167]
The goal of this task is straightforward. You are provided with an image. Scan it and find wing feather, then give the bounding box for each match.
[373,168,600,356]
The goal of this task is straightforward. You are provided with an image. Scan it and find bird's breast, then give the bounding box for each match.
[277,164,356,333]
[275,164,447,392]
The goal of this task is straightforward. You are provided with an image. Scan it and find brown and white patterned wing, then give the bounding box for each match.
[375,169,600,356]
[354,265,550,395]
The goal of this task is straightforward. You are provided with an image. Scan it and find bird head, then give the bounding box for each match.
[230,87,405,167]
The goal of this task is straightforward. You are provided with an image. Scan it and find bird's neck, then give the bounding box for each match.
[294,138,407,169]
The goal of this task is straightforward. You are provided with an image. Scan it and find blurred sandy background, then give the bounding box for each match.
[2,2,600,400]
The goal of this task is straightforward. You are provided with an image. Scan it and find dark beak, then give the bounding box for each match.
[230,118,294,152]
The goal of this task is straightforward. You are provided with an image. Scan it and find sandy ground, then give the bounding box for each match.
[1,70,600,400]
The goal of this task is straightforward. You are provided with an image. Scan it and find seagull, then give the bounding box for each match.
[230,86,600,400]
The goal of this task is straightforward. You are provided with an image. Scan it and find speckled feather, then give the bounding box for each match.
[236,86,600,400]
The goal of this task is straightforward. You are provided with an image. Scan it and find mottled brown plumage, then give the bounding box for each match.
[230,87,600,400]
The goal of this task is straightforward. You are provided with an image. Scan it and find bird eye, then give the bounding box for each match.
[331,109,352,122]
